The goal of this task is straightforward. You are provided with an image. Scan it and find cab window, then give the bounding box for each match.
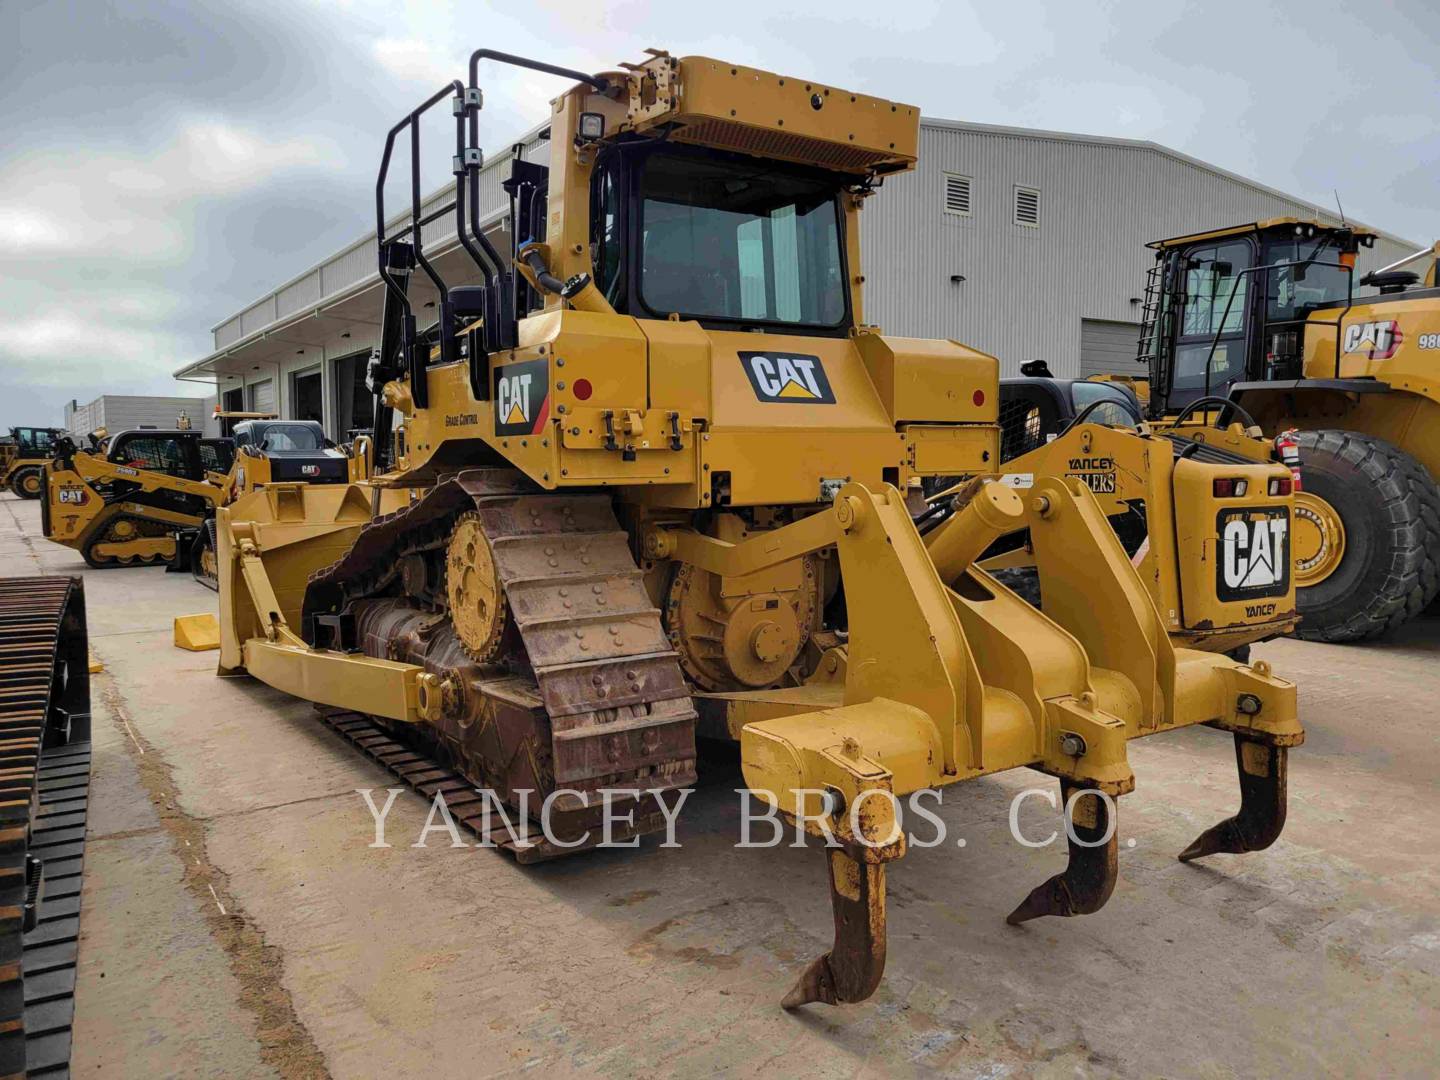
[255,424,324,451]
[591,162,624,306]
[1264,236,1350,321]
[1071,382,1140,428]
[1173,239,1252,389]
[109,435,195,479]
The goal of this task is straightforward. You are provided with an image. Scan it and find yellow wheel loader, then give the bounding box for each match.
[2,427,66,499]
[1140,220,1440,641]
[216,49,1305,1009]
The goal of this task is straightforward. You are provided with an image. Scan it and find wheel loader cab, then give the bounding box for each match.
[1141,219,1370,415]
[4,427,66,498]
[1140,218,1440,642]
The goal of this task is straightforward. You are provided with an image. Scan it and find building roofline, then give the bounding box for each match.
[181,113,1419,380]
[918,116,1418,250]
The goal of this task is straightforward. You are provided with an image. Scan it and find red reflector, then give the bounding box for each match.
[1213,478,1235,497]
[972,389,985,407]
[1269,476,1293,496]
[572,378,593,401]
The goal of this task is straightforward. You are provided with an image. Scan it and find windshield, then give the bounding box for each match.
[18,428,56,453]
[257,424,323,451]
[1071,382,1140,427]
[637,152,847,328]
[1264,236,1350,321]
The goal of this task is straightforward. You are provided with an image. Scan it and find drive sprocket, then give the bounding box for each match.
[445,511,508,662]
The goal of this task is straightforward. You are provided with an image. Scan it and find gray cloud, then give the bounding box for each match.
[1,0,1434,429]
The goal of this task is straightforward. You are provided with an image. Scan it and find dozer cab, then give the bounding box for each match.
[1140,219,1440,641]
[2,426,66,499]
[215,49,1304,1009]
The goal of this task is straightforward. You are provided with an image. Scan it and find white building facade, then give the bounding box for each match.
[176,118,1416,436]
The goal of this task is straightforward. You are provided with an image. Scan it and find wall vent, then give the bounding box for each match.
[943,172,972,216]
[1014,186,1040,227]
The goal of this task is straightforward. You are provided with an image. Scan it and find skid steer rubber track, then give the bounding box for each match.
[0,576,92,1077]
[304,469,697,845]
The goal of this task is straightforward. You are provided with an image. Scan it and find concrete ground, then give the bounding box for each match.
[2,492,1437,1079]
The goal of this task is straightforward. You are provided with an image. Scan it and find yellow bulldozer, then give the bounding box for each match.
[1139,220,1440,641]
[1,426,66,499]
[214,49,1305,1009]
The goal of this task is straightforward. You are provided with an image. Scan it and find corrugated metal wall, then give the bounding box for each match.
[861,122,1413,377]
[66,396,210,436]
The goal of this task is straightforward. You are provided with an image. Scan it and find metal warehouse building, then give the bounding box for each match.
[175,116,1416,438]
[64,394,218,438]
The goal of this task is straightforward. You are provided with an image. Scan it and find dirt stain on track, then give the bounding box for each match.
[99,676,331,1079]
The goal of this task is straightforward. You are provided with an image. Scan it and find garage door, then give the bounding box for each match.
[1080,319,1143,378]
[247,378,275,413]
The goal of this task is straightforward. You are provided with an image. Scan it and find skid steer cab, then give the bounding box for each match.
[226,419,370,499]
[43,429,229,569]
[970,373,1298,652]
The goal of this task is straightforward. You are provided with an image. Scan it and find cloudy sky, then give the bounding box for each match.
[1,0,1435,429]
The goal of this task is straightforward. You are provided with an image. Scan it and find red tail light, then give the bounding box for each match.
[1268,476,1292,496]
[1213,478,1248,497]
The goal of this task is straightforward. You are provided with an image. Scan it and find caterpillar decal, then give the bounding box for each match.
[1342,319,1401,360]
[1216,506,1290,601]
[493,359,551,436]
[740,351,836,404]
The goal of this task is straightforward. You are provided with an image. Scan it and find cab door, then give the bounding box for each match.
[1165,237,1257,411]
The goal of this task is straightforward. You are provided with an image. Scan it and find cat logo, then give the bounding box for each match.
[300,464,320,477]
[57,486,86,505]
[739,351,836,404]
[493,358,550,436]
[1342,319,1401,360]
[1216,506,1290,601]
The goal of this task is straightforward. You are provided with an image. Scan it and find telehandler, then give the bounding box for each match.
[215,49,1304,1009]
[1,426,66,499]
[1138,220,1440,641]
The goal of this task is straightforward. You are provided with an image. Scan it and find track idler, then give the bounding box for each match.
[1006,779,1119,925]
[782,848,887,1010]
[1178,734,1289,862]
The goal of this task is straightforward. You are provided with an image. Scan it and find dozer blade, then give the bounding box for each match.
[1178,734,1288,862]
[174,613,221,652]
[1007,780,1119,925]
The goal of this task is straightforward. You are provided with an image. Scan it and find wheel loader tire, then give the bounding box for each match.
[1292,430,1440,643]
[9,466,43,499]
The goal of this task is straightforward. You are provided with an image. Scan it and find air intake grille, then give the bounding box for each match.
[1014,186,1040,227]
[944,172,972,215]
[671,118,897,172]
